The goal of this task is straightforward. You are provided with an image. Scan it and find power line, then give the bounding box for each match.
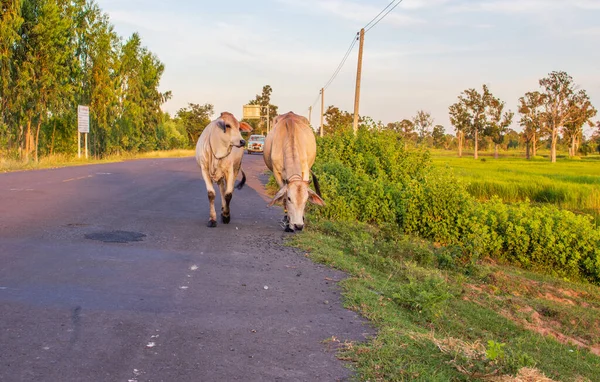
[363,0,397,30]
[310,92,321,109]
[323,33,359,91]
[365,0,404,33]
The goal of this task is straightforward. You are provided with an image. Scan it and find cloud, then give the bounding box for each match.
[571,26,600,36]
[276,0,424,27]
[572,0,600,10]
[449,0,600,13]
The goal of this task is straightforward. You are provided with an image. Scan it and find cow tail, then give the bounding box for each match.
[311,170,322,198]
[236,169,247,190]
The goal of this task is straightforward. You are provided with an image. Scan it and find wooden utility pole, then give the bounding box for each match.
[352,29,365,135]
[320,88,324,137]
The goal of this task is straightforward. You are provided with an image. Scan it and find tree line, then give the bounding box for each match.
[0,0,279,162]
[448,71,597,162]
[321,71,598,162]
[0,0,171,161]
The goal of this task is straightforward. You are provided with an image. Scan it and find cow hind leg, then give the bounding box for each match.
[235,169,246,190]
[219,181,232,224]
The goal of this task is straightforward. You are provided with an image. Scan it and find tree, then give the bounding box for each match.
[562,92,596,157]
[176,103,214,146]
[449,86,491,159]
[323,105,353,135]
[591,121,600,154]
[538,71,589,163]
[485,96,514,159]
[412,110,433,145]
[386,119,416,148]
[248,85,278,134]
[449,85,509,159]
[518,91,544,159]
[442,134,455,150]
[0,0,24,152]
[448,101,468,157]
[18,0,74,161]
[432,125,445,149]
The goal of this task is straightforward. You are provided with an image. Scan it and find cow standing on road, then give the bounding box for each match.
[263,112,325,232]
[196,112,253,227]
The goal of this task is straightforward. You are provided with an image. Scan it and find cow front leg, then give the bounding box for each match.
[201,167,217,227]
[218,180,231,224]
[283,199,293,232]
[273,171,292,232]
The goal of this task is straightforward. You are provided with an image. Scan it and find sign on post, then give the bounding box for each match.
[78,105,89,133]
[77,105,90,158]
[242,104,261,120]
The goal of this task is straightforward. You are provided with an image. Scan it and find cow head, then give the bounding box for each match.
[269,180,324,231]
[213,112,252,152]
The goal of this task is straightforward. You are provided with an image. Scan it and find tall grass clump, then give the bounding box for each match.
[312,128,600,284]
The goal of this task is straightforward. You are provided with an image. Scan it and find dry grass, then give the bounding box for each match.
[0,149,195,173]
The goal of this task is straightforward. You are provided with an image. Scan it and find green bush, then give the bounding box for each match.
[312,128,600,284]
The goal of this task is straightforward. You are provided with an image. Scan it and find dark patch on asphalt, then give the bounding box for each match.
[84,230,146,243]
[64,223,90,227]
[70,306,82,344]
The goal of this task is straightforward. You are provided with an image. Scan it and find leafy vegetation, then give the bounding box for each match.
[311,128,600,284]
[0,0,173,160]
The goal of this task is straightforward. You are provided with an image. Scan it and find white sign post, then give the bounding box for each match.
[77,105,90,159]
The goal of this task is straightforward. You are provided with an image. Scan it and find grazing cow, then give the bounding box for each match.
[196,112,252,227]
[263,111,325,232]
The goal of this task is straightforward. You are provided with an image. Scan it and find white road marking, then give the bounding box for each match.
[62,175,93,183]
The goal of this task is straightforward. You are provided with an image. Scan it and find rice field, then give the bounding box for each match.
[431,150,600,223]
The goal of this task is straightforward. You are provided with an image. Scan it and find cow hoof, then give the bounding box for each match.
[207,220,217,228]
[221,214,231,224]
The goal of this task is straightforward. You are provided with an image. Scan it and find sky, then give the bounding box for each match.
[96,0,600,134]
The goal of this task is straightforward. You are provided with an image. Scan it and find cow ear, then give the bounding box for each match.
[216,119,227,132]
[308,189,325,206]
[239,122,253,132]
[268,185,287,207]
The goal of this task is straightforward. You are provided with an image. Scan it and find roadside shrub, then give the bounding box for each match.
[480,198,600,282]
[312,128,600,284]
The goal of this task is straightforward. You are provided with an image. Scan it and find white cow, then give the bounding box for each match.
[196,112,252,227]
[263,112,324,232]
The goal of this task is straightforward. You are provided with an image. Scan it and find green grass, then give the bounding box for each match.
[0,149,195,173]
[292,220,600,381]
[430,150,600,223]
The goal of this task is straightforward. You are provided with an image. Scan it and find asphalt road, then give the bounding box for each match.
[0,154,370,382]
